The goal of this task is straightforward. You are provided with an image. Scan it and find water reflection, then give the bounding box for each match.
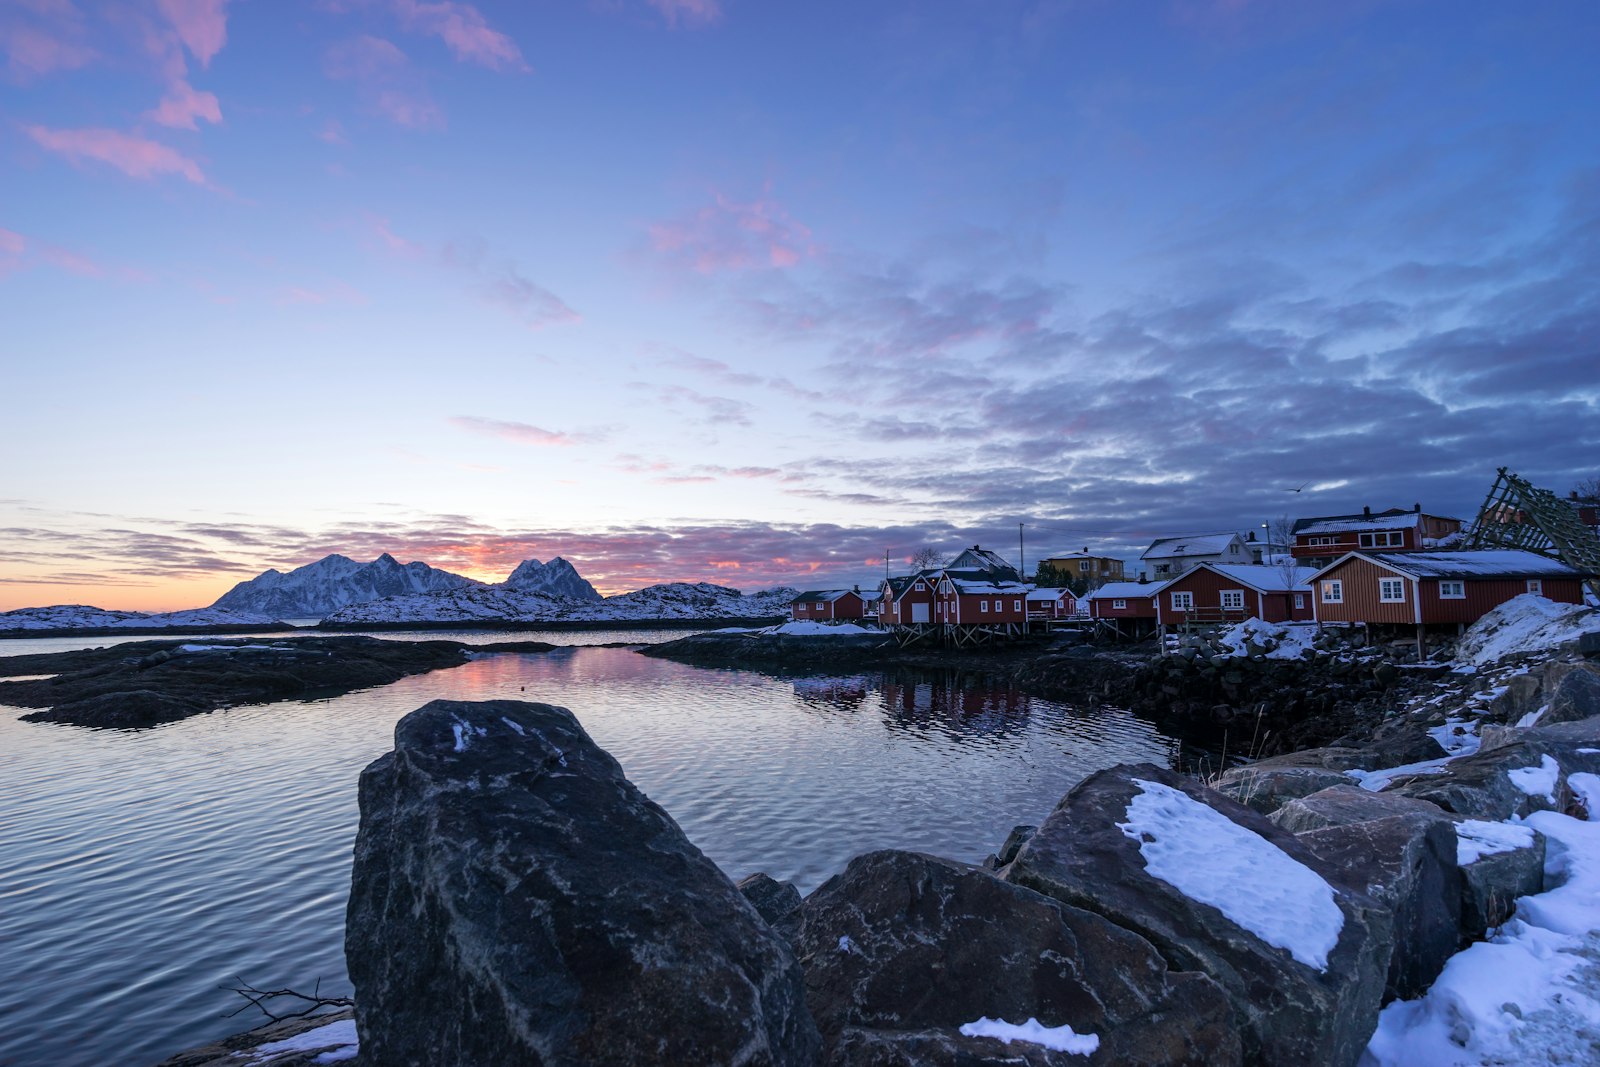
[0,644,1180,1067]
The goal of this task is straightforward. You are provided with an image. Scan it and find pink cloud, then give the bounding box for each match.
[143,79,222,129]
[155,0,227,66]
[392,0,528,71]
[648,189,816,273]
[39,244,104,276]
[646,0,722,27]
[317,117,346,143]
[367,215,426,258]
[0,226,110,279]
[23,124,205,183]
[0,22,96,81]
[324,35,444,129]
[448,416,579,447]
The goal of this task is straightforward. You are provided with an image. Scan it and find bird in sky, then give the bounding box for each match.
[1282,482,1309,493]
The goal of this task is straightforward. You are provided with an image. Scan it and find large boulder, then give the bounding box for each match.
[1269,784,1451,834]
[795,850,1239,1066]
[1003,764,1391,1067]
[739,872,805,942]
[1213,764,1355,814]
[346,699,820,1066]
[1292,814,1460,1001]
[1456,822,1547,937]
[1489,672,1543,724]
[1543,663,1600,726]
[1383,741,1567,821]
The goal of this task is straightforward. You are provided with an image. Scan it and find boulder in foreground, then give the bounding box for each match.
[346,698,819,1066]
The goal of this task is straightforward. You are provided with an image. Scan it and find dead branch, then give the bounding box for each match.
[223,975,354,1027]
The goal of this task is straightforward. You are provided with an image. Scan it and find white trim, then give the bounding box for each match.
[1220,589,1245,610]
[1439,580,1465,599]
[1321,579,1343,604]
[1378,578,1406,603]
[1527,579,1543,595]
[1170,591,1194,611]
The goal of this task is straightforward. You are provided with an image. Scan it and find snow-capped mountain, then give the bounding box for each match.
[0,605,278,632]
[323,582,799,625]
[503,557,601,602]
[211,553,481,619]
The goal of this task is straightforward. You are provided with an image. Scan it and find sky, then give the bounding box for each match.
[2,0,1598,610]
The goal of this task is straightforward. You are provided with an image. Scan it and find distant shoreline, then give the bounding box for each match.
[0,616,785,641]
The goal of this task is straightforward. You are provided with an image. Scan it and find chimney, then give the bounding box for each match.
[1248,531,1256,542]
[1573,492,1581,501]
[1414,502,1421,513]
[1083,546,1088,554]
[1363,505,1372,517]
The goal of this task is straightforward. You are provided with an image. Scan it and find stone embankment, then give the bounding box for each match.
[321,648,1600,1066]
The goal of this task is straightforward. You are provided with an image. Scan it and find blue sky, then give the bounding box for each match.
[2,0,1597,608]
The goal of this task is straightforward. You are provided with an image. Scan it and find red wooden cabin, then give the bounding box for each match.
[790,589,869,622]
[1312,550,1586,629]
[1291,505,1462,568]
[1155,563,1318,628]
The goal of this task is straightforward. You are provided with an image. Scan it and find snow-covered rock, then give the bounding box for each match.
[502,557,601,602]
[0,604,277,631]
[1455,594,1600,667]
[211,553,481,619]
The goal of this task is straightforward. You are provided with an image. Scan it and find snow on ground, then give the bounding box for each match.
[959,1017,1100,1055]
[1213,618,1319,660]
[0,605,277,630]
[1455,595,1600,667]
[1118,778,1344,971]
[1428,718,1482,758]
[1455,821,1537,865]
[246,1017,358,1063]
[1347,756,1455,793]
[1363,799,1600,1066]
[1508,755,1561,805]
[758,620,879,636]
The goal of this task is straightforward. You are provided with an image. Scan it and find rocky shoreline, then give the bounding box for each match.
[158,620,1600,1066]
[0,636,556,728]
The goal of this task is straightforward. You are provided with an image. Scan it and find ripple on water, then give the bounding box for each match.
[0,644,1179,1067]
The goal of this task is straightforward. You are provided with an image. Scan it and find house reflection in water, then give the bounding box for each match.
[875,673,1032,739]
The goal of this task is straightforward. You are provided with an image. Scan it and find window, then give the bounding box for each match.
[1294,593,1306,609]
[1171,591,1194,611]
[1379,578,1406,603]
[1013,599,1022,612]
[1112,598,1127,609]
[815,602,824,611]
[1527,579,1543,595]
[1220,590,1245,610]
[1359,531,1405,549]
[1439,581,1465,600]
[1321,579,1343,604]
[913,582,925,591]
[980,600,989,613]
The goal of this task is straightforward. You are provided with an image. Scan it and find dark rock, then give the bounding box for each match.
[740,872,805,940]
[1003,764,1390,1067]
[796,850,1239,1067]
[18,688,208,728]
[346,699,820,1066]
[829,1026,1079,1065]
[154,1009,356,1067]
[1459,828,1546,937]
[1213,765,1353,814]
[1544,664,1600,726]
[1293,814,1461,1001]
[1269,785,1453,834]
[1489,673,1543,724]
[1384,741,1566,821]
[995,824,1037,867]
[1232,746,1373,772]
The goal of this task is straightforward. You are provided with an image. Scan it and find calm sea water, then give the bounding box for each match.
[0,638,1181,1067]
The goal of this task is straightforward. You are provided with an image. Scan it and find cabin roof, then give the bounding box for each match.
[1322,549,1584,580]
[1140,532,1240,560]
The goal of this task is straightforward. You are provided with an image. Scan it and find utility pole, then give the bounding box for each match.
[1018,522,1026,581]
[883,549,890,584]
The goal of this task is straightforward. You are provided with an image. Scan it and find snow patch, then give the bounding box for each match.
[1427,718,1481,758]
[759,620,878,636]
[500,717,526,736]
[1456,820,1536,865]
[1347,756,1454,793]
[959,1017,1099,1055]
[1455,594,1600,667]
[245,1018,358,1063]
[1508,755,1561,804]
[1213,618,1319,661]
[1118,778,1343,971]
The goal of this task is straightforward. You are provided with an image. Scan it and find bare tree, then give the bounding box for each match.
[907,546,945,572]
[1574,476,1600,504]
[1268,515,1301,588]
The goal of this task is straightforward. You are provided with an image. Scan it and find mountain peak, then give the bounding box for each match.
[211,553,480,619]
[502,557,601,602]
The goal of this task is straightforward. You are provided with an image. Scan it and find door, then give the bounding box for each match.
[911,603,930,624]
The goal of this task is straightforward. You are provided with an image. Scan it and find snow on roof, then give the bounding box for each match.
[1294,511,1426,535]
[949,579,1031,595]
[1141,532,1240,560]
[1198,563,1320,591]
[1026,587,1072,601]
[1344,550,1584,580]
[1089,580,1164,600]
[790,589,861,603]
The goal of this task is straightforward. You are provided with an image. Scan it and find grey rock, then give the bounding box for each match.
[1269,785,1452,835]
[796,850,1240,1067]
[1489,673,1543,724]
[1229,746,1373,773]
[1003,764,1390,1067]
[995,824,1037,867]
[1384,741,1566,821]
[1544,664,1600,726]
[740,872,805,941]
[1460,831,1547,937]
[346,699,820,1066]
[1294,814,1461,1001]
[1213,765,1353,815]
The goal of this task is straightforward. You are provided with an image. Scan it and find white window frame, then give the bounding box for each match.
[1220,589,1245,610]
[1379,578,1406,603]
[913,582,925,591]
[980,600,989,613]
[1321,579,1343,604]
[1527,579,1543,595]
[1293,593,1305,609]
[1013,599,1022,612]
[1112,598,1127,609]
[1170,591,1194,611]
[1439,580,1465,600]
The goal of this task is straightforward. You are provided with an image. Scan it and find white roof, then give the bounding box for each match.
[791,589,861,603]
[1340,550,1583,580]
[1196,563,1319,592]
[1297,513,1424,535]
[1026,588,1072,601]
[1141,532,1241,560]
[950,579,1032,595]
[1089,581,1165,600]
